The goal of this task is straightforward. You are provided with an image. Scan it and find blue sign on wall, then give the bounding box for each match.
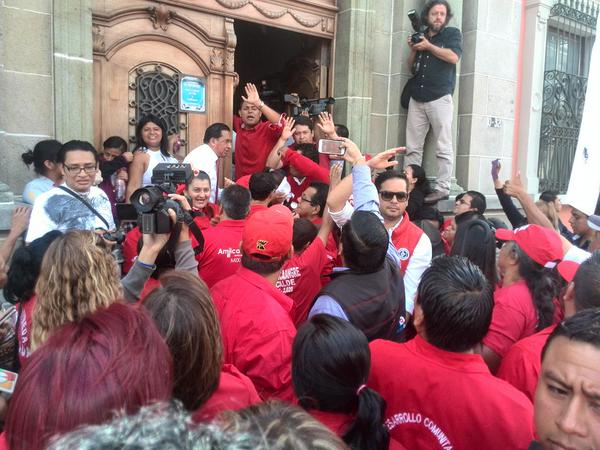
[180,75,206,113]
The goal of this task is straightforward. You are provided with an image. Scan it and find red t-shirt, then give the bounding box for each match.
[16,296,36,366]
[282,150,329,203]
[483,280,538,359]
[496,324,557,403]
[193,363,261,422]
[197,219,245,288]
[211,267,296,402]
[233,116,282,179]
[369,336,534,450]
[276,238,329,327]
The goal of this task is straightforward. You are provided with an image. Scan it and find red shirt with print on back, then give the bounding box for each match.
[369,336,534,450]
[233,115,282,179]
[197,219,246,288]
[276,237,330,327]
[211,266,296,402]
[496,324,557,402]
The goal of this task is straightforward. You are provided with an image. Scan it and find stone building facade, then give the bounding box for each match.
[0,0,597,228]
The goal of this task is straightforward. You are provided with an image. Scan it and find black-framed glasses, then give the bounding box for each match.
[64,164,97,175]
[379,191,408,202]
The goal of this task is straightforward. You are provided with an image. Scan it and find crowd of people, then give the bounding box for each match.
[1,0,600,448]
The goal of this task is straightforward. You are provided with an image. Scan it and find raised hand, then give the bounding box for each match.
[241,83,261,107]
[281,117,296,141]
[329,162,343,189]
[503,171,525,198]
[367,147,404,170]
[317,111,337,138]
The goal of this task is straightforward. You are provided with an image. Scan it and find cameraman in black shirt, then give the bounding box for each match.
[405,0,462,203]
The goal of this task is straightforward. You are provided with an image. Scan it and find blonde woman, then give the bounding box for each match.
[31,218,197,349]
[31,230,122,349]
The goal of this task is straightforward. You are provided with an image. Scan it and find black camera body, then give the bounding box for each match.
[408,9,426,44]
[130,163,193,234]
[284,94,335,117]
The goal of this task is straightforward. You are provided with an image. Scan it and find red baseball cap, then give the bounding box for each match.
[236,175,251,189]
[242,204,293,261]
[496,224,563,268]
[557,260,580,283]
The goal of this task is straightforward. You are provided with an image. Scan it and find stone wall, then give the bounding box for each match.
[0,0,55,200]
[457,0,521,195]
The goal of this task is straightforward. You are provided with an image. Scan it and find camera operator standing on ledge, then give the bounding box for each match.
[405,0,462,204]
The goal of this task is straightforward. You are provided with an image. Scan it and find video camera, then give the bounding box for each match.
[284,94,335,117]
[129,163,193,234]
[407,9,426,44]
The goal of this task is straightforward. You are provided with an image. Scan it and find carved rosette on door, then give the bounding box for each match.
[127,63,188,151]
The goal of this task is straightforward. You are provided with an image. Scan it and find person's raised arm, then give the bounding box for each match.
[492,160,527,228]
[242,83,280,124]
[503,172,554,230]
[125,150,148,202]
[266,116,295,169]
[316,112,340,140]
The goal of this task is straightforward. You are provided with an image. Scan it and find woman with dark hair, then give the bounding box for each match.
[450,219,497,288]
[183,171,219,229]
[126,114,178,202]
[3,231,62,367]
[144,271,260,421]
[3,302,172,450]
[404,164,437,221]
[292,314,405,450]
[21,139,63,204]
[481,225,562,373]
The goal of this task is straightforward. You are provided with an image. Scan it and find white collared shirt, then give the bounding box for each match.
[183,143,219,203]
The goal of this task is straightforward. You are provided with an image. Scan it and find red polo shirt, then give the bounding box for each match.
[193,363,261,422]
[197,219,245,288]
[276,238,329,327]
[496,324,557,402]
[248,203,269,217]
[369,336,534,450]
[233,116,282,179]
[482,280,538,359]
[211,266,296,401]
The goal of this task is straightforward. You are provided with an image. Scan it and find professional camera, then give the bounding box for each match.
[408,9,426,44]
[129,163,193,234]
[284,93,335,117]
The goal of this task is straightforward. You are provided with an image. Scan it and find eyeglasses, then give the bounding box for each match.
[300,195,314,205]
[64,164,97,175]
[379,191,408,202]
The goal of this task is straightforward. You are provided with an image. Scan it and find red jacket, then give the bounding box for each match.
[211,267,296,402]
[391,212,425,275]
[197,219,245,288]
[496,324,557,402]
[369,336,534,450]
[233,116,282,179]
[193,363,261,422]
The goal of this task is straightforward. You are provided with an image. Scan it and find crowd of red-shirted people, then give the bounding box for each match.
[1,79,600,450]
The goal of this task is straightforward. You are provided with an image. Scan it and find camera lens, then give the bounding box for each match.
[130,186,164,213]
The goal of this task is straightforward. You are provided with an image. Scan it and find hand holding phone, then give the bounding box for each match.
[318,139,345,156]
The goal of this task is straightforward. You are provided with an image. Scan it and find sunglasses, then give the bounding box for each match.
[379,191,408,202]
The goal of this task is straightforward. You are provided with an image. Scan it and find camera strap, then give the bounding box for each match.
[181,210,205,255]
[57,185,111,230]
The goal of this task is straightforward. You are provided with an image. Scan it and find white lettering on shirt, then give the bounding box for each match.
[385,412,453,449]
[276,266,301,294]
[217,247,241,263]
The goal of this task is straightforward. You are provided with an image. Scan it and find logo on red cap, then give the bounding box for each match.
[257,240,267,251]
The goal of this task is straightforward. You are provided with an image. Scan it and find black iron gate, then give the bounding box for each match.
[538,0,598,193]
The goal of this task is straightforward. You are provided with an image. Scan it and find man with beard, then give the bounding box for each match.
[404,0,462,203]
